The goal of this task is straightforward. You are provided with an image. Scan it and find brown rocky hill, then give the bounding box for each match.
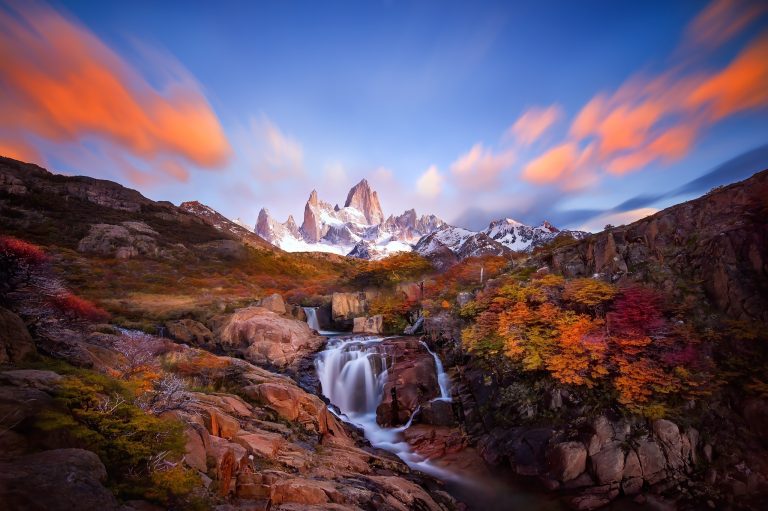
[539,168,768,323]
[0,156,273,254]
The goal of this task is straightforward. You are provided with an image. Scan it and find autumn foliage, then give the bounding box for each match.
[51,292,110,323]
[459,274,712,415]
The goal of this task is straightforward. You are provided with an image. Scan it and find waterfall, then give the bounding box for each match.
[421,341,452,401]
[315,336,456,480]
[304,307,321,331]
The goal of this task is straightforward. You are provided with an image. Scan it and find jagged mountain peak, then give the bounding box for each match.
[344,179,384,225]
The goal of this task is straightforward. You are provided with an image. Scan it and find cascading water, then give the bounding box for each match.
[421,341,451,401]
[303,306,338,335]
[315,336,455,479]
[303,307,321,331]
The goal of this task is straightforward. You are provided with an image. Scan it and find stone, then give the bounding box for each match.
[420,399,455,427]
[269,478,337,506]
[587,416,614,455]
[77,223,158,259]
[259,294,287,315]
[621,477,644,496]
[233,430,285,458]
[548,441,587,482]
[0,449,120,510]
[206,437,248,496]
[652,419,684,469]
[216,307,324,370]
[0,369,62,391]
[590,443,625,484]
[331,292,367,320]
[0,307,36,364]
[352,315,383,334]
[202,408,240,439]
[636,439,666,484]
[183,425,209,472]
[165,319,214,347]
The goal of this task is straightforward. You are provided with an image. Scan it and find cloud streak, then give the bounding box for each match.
[0,1,230,183]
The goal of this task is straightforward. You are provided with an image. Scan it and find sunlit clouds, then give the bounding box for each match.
[416,165,444,199]
[450,143,515,191]
[506,105,563,145]
[0,1,230,184]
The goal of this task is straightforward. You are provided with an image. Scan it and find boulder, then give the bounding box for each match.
[0,307,36,364]
[590,443,625,484]
[420,398,455,427]
[548,441,587,482]
[586,416,614,455]
[77,223,158,259]
[331,292,367,320]
[233,430,285,458]
[367,475,443,511]
[0,449,120,510]
[183,425,210,472]
[259,294,287,315]
[206,436,248,496]
[652,419,684,470]
[216,307,324,369]
[269,477,337,506]
[0,370,62,391]
[165,319,214,347]
[635,439,666,484]
[352,315,383,334]
[376,338,439,426]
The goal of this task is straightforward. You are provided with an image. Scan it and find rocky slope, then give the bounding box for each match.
[541,168,768,323]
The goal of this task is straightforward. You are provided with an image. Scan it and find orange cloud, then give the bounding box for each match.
[0,2,230,176]
[0,139,41,163]
[682,0,767,53]
[522,143,578,184]
[450,143,515,190]
[606,124,698,175]
[687,34,768,121]
[506,105,562,145]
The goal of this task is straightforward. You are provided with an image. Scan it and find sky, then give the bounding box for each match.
[1,0,767,232]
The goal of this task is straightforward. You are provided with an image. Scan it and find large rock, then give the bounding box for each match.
[547,441,587,482]
[0,370,62,391]
[352,315,383,334]
[590,443,625,484]
[376,338,439,426]
[77,223,158,259]
[216,307,324,369]
[635,439,666,484]
[0,307,36,364]
[0,449,120,510]
[165,319,214,347]
[259,293,287,315]
[331,292,368,321]
[652,419,685,470]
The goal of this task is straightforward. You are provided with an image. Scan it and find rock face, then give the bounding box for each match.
[0,307,36,364]
[0,449,120,510]
[352,315,383,334]
[376,338,439,426]
[259,293,287,315]
[216,306,325,370]
[344,178,384,225]
[179,201,274,250]
[545,169,768,323]
[77,223,159,259]
[331,291,374,325]
[165,319,214,348]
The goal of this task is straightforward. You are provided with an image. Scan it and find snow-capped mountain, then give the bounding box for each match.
[255,179,445,258]
[414,218,589,268]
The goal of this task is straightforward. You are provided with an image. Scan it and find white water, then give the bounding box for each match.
[421,341,452,401]
[315,335,457,480]
[303,306,339,335]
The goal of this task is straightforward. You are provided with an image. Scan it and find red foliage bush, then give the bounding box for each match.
[51,293,110,323]
[607,285,665,337]
[0,235,47,266]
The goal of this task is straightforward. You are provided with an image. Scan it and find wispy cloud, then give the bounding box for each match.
[247,115,304,182]
[0,1,230,184]
[416,165,444,199]
[505,105,562,145]
[450,143,515,191]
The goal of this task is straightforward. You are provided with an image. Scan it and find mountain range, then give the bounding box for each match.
[254,179,588,261]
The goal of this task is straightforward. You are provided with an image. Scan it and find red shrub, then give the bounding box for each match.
[51,293,110,323]
[608,286,665,337]
[0,236,47,266]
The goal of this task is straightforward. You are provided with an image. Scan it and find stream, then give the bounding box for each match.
[313,332,566,511]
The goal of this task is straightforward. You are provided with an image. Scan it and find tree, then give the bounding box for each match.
[607,285,665,337]
[563,278,617,314]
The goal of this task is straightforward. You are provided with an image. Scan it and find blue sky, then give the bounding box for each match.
[2,0,767,231]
